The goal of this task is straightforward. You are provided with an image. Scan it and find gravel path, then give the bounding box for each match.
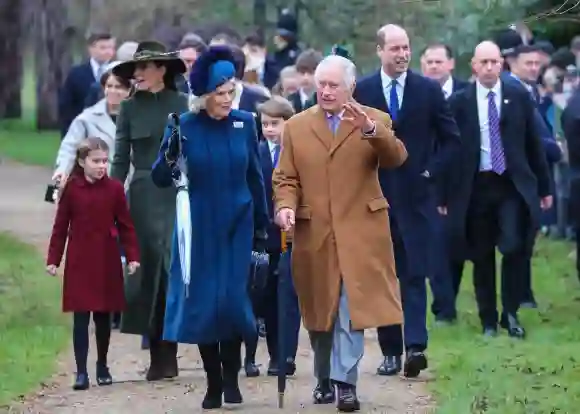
[0,160,434,413]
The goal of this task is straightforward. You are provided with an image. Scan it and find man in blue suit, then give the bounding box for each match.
[58,32,115,138]
[353,24,460,378]
[421,43,469,324]
[257,96,301,378]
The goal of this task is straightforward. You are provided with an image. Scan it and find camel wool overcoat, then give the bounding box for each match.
[273,105,408,332]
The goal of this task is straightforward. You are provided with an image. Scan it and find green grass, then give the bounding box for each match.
[0,232,69,408]
[0,123,60,167]
[429,239,580,413]
[0,64,60,167]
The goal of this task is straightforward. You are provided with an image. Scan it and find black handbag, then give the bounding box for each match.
[249,251,270,294]
[44,183,59,204]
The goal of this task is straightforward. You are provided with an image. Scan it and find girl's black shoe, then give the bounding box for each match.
[73,373,90,391]
[96,363,113,386]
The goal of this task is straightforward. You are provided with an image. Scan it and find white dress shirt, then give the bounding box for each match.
[299,89,311,108]
[380,69,406,110]
[267,139,280,164]
[441,77,454,99]
[232,81,244,110]
[90,58,106,80]
[476,80,502,171]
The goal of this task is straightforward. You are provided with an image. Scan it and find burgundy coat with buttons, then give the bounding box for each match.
[47,174,139,312]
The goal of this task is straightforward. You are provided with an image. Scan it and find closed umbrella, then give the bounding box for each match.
[168,113,192,297]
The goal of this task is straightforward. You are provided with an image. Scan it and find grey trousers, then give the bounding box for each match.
[308,283,364,385]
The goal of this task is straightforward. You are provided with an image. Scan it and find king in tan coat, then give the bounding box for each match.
[273,55,407,412]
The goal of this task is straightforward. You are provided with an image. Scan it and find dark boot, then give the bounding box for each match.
[199,343,222,410]
[221,338,243,404]
[161,341,179,379]
[145,338,164,381]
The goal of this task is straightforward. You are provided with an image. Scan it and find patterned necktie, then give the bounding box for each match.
[272,144,281,167]
[96,64,105,80]
[328,114,340,134]
[389,79,399,121]
[488,91,506,174]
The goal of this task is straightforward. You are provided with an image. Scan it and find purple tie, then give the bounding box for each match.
[488,91,506,174]
[327,114,340,134]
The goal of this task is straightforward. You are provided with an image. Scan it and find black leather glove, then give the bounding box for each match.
[253,229,268,253]
[165,130,180,164]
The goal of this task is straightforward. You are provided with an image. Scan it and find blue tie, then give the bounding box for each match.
[389,79,399,121]
[272,144,281,168]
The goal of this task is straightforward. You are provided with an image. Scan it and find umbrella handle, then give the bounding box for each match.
[278,392,284,408]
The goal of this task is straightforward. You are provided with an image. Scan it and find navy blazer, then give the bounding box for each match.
[59,62,96,137]
[354,70,460,206]
[239,85,268,114]
[452,76,469,93]
[258,140,281,252]
[84,81,104,109]
[447,80,551,258]
[500,72,562,164]
[353,70,460,275]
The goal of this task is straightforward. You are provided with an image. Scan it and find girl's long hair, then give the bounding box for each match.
[59,137,109,199]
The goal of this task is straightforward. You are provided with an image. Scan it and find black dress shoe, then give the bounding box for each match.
[267,360,279,376]
[404,350,428,378]
[285,359,297,376]
[376,355,401,376]
[482,326,498,337]
[244,360,260,377]
[500,313,526,339]
[72,372,90,391]
[336,383,360,412]
[96,363,113,386]
[313,379,335,404]
[257,318,266,338]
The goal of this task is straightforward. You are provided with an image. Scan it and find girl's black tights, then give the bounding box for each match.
[73,312,112,374]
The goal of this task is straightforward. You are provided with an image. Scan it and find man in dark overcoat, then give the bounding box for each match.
[354,24,460,378]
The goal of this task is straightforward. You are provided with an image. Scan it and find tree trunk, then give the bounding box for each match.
[33,0,73,130]
[253,0,267,30]
[0,0,23,119]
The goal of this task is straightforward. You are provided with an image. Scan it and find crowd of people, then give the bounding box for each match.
[44,12,579,412]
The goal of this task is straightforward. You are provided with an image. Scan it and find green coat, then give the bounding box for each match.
[110,89,188,335]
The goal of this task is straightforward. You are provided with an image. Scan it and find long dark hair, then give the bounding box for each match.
[60,137,109,199]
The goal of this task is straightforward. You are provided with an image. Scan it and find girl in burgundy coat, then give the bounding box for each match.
[46,137,140,391]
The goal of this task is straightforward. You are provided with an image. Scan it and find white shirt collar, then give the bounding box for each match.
[90,58,106,79]
[299,88,311,105]
[441,77,453,98]
[380,69,407,89]
[476,79,501,99]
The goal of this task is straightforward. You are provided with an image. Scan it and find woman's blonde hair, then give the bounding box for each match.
[189,94,208,113]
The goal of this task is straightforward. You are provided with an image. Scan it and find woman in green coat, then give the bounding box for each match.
[110,41,188,381]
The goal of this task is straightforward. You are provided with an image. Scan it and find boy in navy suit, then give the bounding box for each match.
[257,96,301,376]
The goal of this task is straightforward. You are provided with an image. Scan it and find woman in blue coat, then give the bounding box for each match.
[151,46,269,410]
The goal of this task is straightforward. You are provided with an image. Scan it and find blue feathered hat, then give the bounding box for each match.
[189,45,237,96]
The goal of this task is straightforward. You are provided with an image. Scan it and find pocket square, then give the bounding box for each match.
[233,121,244,128]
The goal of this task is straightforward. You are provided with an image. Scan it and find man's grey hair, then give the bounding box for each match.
[314,55,356,88]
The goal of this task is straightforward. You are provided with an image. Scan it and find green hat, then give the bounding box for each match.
[329,44,353,61]
[112,41,186,80]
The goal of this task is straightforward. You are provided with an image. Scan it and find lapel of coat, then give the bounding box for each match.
[87,100,116,141]
[396,70,418,125]
[309,106,333,149]
[330,115,357,156]
[464,83,481,152]
[499,79,512,130]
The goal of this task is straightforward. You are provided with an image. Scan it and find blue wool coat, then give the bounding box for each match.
[151,109,269,344]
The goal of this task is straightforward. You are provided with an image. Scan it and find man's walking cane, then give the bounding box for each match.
[278,230,288,408]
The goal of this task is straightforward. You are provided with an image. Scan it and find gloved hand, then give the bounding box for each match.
[165,130,180,164]
[253,229,268,253]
